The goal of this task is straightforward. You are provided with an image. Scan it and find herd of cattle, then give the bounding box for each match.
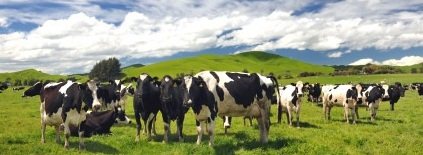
[1,71,422,150]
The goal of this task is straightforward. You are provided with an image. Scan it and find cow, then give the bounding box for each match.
[395,82,405,97]
[387,84,402,111]
[69,108,130,137]
[418,84,423,96]
[322,85,359,124]
[278,81,304,127]
[133,73,161,142]
[13,86,25,91]
[306,83,321,104]
[182,71,280,145]
[22,81,92,149]
[360,85,385,121]
[159,75,189,142]
[0,82,8,91]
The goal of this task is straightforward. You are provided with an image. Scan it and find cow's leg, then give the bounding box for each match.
[277,104,282,123]
[78,125,85,150]
[135,112,141,142]
[152,116,157,136]
[390,101,394,111]
[355,105,360,119]
[344,105,350,124]
[257,109,269,143]
[177,115,185,142]
[146,113,155,140]
[207,117,215,146]
[63,125,70,149]
[323,103,327,120]
[296,108,300,128]
[54,125,61,143]
[249,117,253,126]
[223,116,231,134]
[41,120,46,144]
[196,120,203,145]
[287,107,293,126]
[351,107,356,124]
[162,115,170,143]
[327,106,332,120]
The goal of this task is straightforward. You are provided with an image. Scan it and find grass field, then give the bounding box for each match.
[1,77,423,155]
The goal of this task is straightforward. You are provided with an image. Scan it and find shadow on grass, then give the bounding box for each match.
[213,132,303,155]
[299,121,321,128]
[67,141,119,154]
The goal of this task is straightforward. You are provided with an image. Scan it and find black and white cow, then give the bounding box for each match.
[0,82,8,91]
[22,81,92,149]
[322,85,359,124]
[278,81,304,127]
[306,83,321,104]
[159,75,189,142]
[133,73,161,141]
[182,71,280,145]
[69,109,129,137]
[417,83,423,96]
[360,85,385,121]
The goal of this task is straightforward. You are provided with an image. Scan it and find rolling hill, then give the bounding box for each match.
[123,51,334,78]
[0,69,66,82]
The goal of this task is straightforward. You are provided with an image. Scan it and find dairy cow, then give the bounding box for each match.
[278,81,304,127]
[306,83,321,104]
[360,85,385,121]
[133,73,161,141]
[159,75,189,142]
[322,85,359,124]
[182,71,280,145]
[22,81,92,149]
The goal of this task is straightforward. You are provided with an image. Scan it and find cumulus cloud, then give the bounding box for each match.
[0,17,7,27]
[349,56,423,66]
[328,51,343,58]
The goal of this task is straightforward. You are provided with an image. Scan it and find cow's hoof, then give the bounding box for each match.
[296,126,300,129]
[135,137,140,142]
[41,140,45,144]
[162,140,168,144]
[79,144,86,150]
[179,137,184,142]
[64,144,69,149]
[208,142,213,147]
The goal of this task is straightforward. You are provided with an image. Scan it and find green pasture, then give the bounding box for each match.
[1,77,422,154]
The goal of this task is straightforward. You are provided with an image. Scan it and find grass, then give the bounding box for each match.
[0,69,66,82]
[1,76,423,154]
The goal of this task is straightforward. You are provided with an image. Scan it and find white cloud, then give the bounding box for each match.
[0,17,7,27]
[328,51,343,58]
[349,58,380,66]
[349,56,423,66]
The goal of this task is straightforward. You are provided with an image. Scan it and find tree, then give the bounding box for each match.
[411,68,418,74]
[89,57,122,82]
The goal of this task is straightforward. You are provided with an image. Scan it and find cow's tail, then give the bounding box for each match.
[267,75,281,105]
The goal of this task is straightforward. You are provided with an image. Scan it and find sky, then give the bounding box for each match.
[0,0,422,74]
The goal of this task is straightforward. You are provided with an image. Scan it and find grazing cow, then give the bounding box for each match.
[182,71,280,145]
[306,83,321,104]
[395,82,405,97]
[322,85,359,124]
[13,86,25,91]
[133,73,161,141]
[360,85,385,121]
[278,81,304,127]
[0,83,8,91]
[22,81,92,149]
[159,75,189,142]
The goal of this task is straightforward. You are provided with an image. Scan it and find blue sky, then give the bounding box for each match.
[0,0,422,74]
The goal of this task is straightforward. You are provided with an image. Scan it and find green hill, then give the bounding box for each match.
[123,51,334,78]
[0,69,66,83]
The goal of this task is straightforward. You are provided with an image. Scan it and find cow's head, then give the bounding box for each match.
[181,76,207,108]
[135,73,157,96]
[160,75,174,103]
[115,106,132,124]
[295,81,304,97]
[22,82,42,97]
[81,80,102,111]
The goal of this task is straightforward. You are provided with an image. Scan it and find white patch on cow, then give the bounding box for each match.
[140,74,148,81]
[184,76,193,93]
[165,77,170,82]
[44,82,62,89]
[115,80,121,86]
[64,108,86,129]
[42,106,63,126]
[59,81,74,97]
[196,105,211,121]
[116,116,132,124]
[382,84,389,98]
[86,110,92,114]
[224,116,230,128]
[147,113,155,123]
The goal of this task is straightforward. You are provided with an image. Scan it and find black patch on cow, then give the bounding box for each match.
[216,85,224,101]
[334,99,338,103]
[210,71,220,83]
[291,87,298,106]
[329,94,333,100]
[333,85,339,89]
[224,72,262,108]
